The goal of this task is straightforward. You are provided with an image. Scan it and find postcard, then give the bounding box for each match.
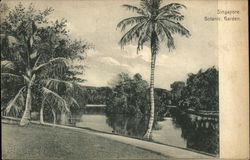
[1,0,248,159]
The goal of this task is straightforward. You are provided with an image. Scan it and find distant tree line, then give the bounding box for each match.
[78,86,113,105]
[77,67,218,116]
[76,73,172,117]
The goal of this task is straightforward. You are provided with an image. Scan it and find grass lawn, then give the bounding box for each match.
[2,122,167,159]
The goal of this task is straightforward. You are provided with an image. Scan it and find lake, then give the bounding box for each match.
[53,108,219,155]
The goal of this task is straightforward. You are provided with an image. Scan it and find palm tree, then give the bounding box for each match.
[1,4,88,126]
[117,0,190,139]
[40,80,80,125]
[1,32,73,126]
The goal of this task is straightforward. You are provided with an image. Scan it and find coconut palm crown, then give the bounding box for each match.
[117,0,190,139]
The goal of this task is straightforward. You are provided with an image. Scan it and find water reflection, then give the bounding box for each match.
[104,111,218,155]
[106,114,148,138]
[52,108,219,155]
[171,110,219,155]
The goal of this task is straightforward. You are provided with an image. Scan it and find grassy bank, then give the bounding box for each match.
[2,122,167,159]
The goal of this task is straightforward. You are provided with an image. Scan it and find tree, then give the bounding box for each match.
[106,72,149,115]
[154,88,172,117]
[170,81,185,105]
[178,67,219,111]
[117,0,190,139]
[1,3,89,126]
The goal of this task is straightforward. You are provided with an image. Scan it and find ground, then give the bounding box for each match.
[2,122,167,159]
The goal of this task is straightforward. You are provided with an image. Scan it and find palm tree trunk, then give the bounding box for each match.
[20,83,32,126]
[143,53,156,139]
[40,105,44,124]
[52,109,56,126]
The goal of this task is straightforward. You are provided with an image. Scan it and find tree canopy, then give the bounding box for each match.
[172,67,219,111]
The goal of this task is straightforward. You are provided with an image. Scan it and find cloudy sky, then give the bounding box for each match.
[7,0,218,90]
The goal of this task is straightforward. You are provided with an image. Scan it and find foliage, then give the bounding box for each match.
[106,73,149,115]
[106,72,172,116]
[0,3,90,121]
[117,0,190,53]
[77,86,113,105]
[170,81,185,105]
[177,67,219,111]
[154,88,172,117]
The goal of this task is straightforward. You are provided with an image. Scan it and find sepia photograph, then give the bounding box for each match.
[1,0,248,159]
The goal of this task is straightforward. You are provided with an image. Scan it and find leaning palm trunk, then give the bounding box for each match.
[41,106,56,126]
[20,74,36,126]
[60,112,69,125]
[20,84,32,126]
[40,105,45,124]
[143,53,156,139]
[52,109,56,127]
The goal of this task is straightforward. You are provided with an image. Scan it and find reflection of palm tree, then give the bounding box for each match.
[117,0,190,139]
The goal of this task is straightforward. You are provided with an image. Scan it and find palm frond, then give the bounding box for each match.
[42,87,70,112]
[117,16,147,32]
[159,3,186,13]
[30,51,38,59]
[0,34,20,46]
[1,60,16,71]
[157,3,186,20]
[158,9,182,19]
[33,54,41,68]
[157,22,175,50]
[45,78,73,91]
[1,72,22,79]
[1,73,24,88]
[63,96,80,108]
[122,4,146,15]
[137,21,151,53]
[160,19,190,37]
[5,86,25,114]
[159,14,184,21]
[119,22,146,48]
[33,57,67,72]
[70,97,80,108]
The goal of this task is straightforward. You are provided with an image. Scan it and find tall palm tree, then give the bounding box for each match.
[117,0,190,139]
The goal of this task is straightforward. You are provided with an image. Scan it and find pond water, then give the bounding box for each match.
[52,109,219,155]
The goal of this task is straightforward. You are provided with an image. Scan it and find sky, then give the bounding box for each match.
[6,0,218,90]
